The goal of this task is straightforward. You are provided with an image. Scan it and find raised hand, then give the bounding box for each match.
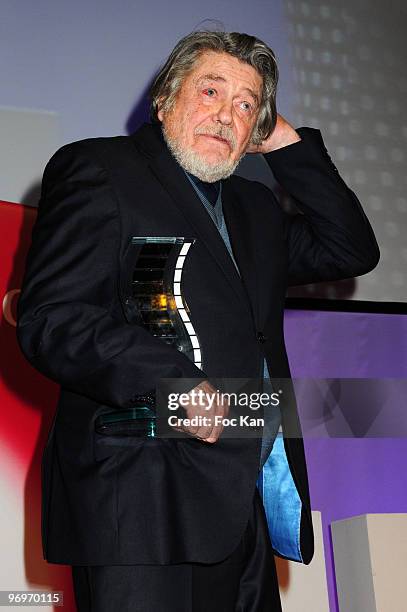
[247,113,301,154]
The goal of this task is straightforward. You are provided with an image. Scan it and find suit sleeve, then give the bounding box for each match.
[16,142,205,409]
[263,127,380,286]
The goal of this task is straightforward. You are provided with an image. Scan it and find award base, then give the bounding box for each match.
[95,406,156,438]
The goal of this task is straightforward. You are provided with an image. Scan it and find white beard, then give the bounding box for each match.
[161,123,244,183]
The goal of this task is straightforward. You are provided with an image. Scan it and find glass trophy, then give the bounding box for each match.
[95,237,201,438]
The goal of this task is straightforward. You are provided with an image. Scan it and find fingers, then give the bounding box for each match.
[204,394,229,443]
[170,381,230,443]
[186,380,216,440]
[246,143,262,154]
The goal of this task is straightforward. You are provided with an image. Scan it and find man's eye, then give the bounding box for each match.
[239,101,252,112]
[204,88,216,97]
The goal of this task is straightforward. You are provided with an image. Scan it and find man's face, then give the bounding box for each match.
[158,51,263,181]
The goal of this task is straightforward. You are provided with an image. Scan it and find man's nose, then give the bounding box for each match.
[213,100,233,125]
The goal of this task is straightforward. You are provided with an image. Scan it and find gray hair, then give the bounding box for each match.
[150,30,279,144]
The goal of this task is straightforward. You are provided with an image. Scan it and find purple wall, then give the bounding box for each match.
[284,309,407,611]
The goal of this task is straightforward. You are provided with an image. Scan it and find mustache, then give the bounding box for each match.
[194,126,237,150]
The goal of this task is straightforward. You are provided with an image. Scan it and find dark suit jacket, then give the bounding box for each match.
[16,122,379,566]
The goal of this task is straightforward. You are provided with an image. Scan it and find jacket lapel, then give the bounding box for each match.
[222,178,261,329]
[130,123,252,313]
[223,175,287,334]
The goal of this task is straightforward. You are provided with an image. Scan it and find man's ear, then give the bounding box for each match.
[156,96,166,122]
[248,127,263,147]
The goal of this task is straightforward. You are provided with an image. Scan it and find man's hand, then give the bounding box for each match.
[246,113,301,154]
[171,380,229,443]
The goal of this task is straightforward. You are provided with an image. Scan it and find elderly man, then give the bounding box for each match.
[17,30,379,611]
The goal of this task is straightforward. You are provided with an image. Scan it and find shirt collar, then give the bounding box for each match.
[185,171,221,207]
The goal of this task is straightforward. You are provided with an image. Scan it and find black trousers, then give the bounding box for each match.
[71,489,281,612]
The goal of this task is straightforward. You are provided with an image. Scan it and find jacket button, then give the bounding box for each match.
[257,331,266,343]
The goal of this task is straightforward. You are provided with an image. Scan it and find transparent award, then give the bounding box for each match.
[95,236,201,438]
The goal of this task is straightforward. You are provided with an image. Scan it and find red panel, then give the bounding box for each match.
[0,201,75,610]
